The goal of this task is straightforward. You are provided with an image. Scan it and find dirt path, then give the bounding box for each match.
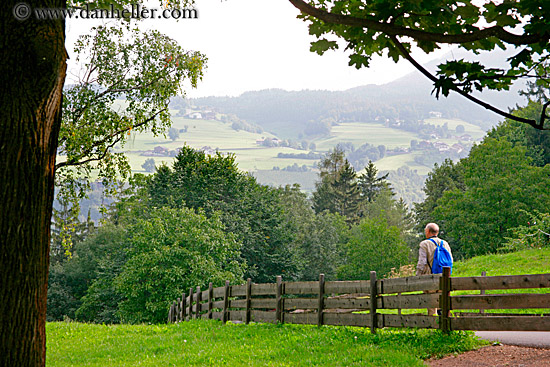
[428,344,550,366]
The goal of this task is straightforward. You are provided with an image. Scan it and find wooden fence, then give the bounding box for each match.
[168,268,550,333]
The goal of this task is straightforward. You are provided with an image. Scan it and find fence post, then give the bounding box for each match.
[196,286,201,320]
[168,303,173,324]
[208,282,213,319]
[479,271,486,314]
[223,280,230,324]
[182,292,186,322]
[370,271,378,334]
[276,275,283,324]
[440,266,451,333]
[188,287,193,320]
[318,274,325,327]
[245,278,252,324]
[176,297,181,322]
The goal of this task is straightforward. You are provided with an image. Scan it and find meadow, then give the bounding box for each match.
[120,116,482,189]
[46,248,550,366]
[46,321,483,366]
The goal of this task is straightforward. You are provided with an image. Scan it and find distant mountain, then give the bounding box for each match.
[189,48,527,138]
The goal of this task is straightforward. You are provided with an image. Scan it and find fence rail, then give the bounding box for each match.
[168,268,550,333]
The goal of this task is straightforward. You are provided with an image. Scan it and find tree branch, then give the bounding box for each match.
[55,108,167,170]
[288,0,548,45]
[389,36,548,130]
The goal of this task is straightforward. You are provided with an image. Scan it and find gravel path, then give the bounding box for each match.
[428,344,550,366]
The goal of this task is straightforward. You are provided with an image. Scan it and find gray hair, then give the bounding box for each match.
[425,223,439,235]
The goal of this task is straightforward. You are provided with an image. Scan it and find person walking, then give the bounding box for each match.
[416,222,453,315]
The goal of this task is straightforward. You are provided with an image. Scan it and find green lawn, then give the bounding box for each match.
[373,152,431,175]
[314,122,418,151]
[451,248,550,314]
[46,321,484,367]
[122,118,320,173]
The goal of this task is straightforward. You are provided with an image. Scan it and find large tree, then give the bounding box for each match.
[433,138,550,258]
[0,2,198,365]
[288,0,550,129]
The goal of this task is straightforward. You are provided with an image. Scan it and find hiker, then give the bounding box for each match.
[416,222,453,315]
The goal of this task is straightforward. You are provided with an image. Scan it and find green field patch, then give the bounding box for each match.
[315,122,419,151]
[374,152,431,175]
[47,321,484,366]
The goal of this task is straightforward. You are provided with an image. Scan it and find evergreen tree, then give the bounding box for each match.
[357,160,390,203]
[312,146,361,223]
[331,160,361,223]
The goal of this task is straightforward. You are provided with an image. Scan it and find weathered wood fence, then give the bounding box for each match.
[168,268,550,333]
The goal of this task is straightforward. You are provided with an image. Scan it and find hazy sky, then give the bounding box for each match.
[66,0,453,98]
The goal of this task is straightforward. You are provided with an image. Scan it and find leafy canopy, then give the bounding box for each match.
[56,24,206,210]
[289,0,550,129]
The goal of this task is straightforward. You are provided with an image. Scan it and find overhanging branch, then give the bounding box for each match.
[288,0,548,45]
[55,108,167,170]
[389,36,547,130]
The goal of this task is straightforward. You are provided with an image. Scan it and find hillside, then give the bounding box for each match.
[453,248,550,277]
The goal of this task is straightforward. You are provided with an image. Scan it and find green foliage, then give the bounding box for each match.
[433,138,550,258]
[47,223,128,323]
[47,321,485,366]
[293,0,550,128]
[278,185,350,281]
[312,147,362,223]
[168,127,180,141]
[141,158,156,173]
[358,160,390,203]
[115,207,244,324]
[339,216,408,279]
[148,146,302,283]
[56,24,206,231]
[502,210,550,252]
[414,159,465,234]
[487,100,550,167]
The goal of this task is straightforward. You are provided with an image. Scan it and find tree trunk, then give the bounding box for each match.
[0,1,66,366]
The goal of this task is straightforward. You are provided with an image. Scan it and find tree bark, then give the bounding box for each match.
[0,1,66,366]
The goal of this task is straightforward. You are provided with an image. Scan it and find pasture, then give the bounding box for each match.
[46,321,483,366]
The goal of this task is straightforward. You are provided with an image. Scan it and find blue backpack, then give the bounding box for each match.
[429,238,453,275]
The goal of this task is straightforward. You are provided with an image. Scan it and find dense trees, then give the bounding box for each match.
[148,146,301,282]
[433,138,550,258]
[414,100,550,258]
[339,216,408,280]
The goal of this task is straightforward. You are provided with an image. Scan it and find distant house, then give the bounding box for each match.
[203,111,216,120]
[451,143,465,154]
[429,111,443,118]
[200,146,216,155]
[433,142,450,152]
[418,140,432,149]
[186,112,202,119]
[459,134,473,141]
[153,146,169,154]
[256,137,281,147]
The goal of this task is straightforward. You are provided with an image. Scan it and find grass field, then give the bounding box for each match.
[314,122,418,151]
[46,250,550,366]
[118,116,483,185]
[123,117,319,174]
[373,152,431,175]
[46,320,484,367]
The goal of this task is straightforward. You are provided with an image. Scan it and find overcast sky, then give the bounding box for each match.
[66,0,454,98]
